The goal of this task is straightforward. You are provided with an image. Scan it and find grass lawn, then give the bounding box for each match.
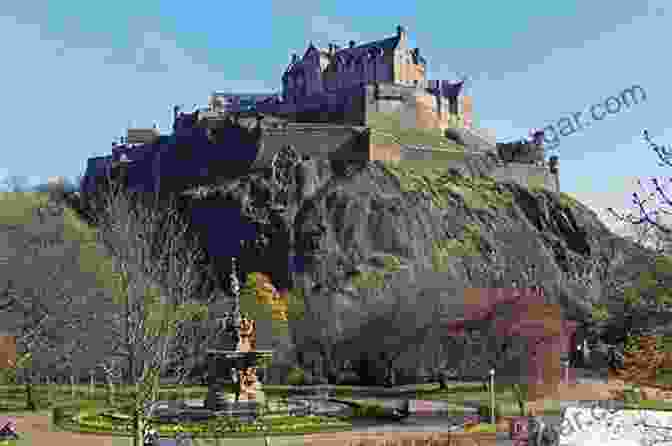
[367,111,465,151]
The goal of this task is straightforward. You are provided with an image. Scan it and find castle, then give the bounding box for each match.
[82,25,560,200]
[252,26,475,134]
[282,25,427,100]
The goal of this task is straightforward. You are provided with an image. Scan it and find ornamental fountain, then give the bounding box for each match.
[204,257,274,418]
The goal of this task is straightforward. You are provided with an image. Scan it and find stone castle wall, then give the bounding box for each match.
[258,82,458,132]
[253,124,370,168]
[490,163,559,194]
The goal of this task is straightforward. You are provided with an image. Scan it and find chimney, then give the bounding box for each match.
[396,25,406,39]
[349,40,355,48]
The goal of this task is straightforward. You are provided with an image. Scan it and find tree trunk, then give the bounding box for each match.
[25,371,36,411]
[46,375,53,405]
[385,358,395,387]
[517,399,526,417]
[106,375,115,406]
[437,371,448,390]
[133,382,143,446]
[128,354,135,386]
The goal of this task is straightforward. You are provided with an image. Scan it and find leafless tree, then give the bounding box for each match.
[334,280,443,386]
[0,224,100,409]
[608,130,672,235]
[88,177,217,446]
[425,298,451,389]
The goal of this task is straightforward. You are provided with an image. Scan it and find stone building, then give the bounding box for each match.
[282,25,426,104]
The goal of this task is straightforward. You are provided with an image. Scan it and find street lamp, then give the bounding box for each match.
[215,258,243,350]
[562,359,569,384]
[489,368,495,425]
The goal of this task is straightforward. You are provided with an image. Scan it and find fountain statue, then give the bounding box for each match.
[204,258,274,418]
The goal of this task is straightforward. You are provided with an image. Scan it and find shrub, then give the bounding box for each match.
[287,367,307,386]
[623,388,643,405]
[52,406,65,425]
[352,402,388,418]
[477,402,502,420]
[465,423,497,433]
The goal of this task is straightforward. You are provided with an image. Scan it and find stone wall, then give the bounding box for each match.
[259,82,459,132]
[490,163,559,194]
[253,124,370,168]
[258,83,368,124]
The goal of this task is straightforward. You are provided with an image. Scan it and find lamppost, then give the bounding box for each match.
[489,368,495,425]
[222,257,242,348]
[561,358,569,384]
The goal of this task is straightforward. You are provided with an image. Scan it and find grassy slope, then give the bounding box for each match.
[0,192,117,292]
[367,111,465,152]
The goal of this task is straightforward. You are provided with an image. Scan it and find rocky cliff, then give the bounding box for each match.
[80,147,667,384]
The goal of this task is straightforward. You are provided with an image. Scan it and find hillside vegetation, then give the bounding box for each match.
[0,192,117,291]
[367,111,464,151]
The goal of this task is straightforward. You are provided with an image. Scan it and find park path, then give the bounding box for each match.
[9,411,133,446]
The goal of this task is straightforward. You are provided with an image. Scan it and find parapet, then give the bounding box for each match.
[496,140,545,165]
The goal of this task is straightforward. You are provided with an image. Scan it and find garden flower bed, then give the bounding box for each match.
[60,404,355,438]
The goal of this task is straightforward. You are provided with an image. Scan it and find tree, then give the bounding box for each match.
[587,236,672,348]
[87,178,214,446]
[426,299,449,390]
[511,382,531,416]
[616,334,668,386]
[333,280,443,386]
[0,221,101,409]
[607,130,672,235]
[296,283,340,383]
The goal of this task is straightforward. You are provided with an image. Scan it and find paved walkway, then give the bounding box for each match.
[9,411,131,446]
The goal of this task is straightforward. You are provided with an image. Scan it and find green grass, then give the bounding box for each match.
[381,254,402,273]
[367,111,465,151]
[558,191,580,209]
[626,399,672,411]
[432,224,483,271]
[0,191,118,294]
[69,405,353,437]
[350,270,386,290]
[464,423,497,433]
[0,192,50,225]
[381,163,514,211]
[656,370,672,386]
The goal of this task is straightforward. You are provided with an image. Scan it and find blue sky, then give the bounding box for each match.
[1,0,670,237]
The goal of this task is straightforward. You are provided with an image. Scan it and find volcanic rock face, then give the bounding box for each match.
[83,156,664,383]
